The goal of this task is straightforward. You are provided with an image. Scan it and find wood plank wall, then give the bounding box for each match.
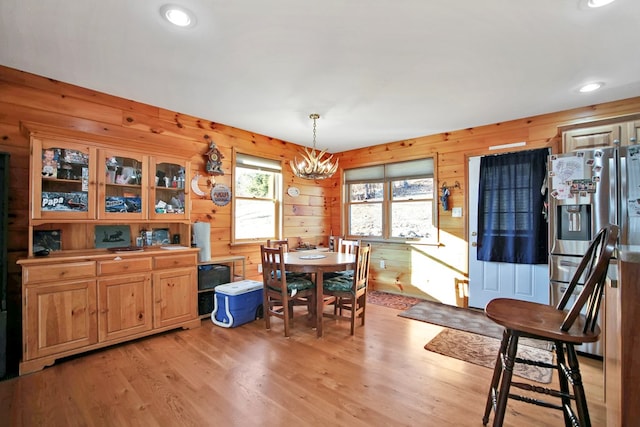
[335,97,640,302]
[2,64,640,310]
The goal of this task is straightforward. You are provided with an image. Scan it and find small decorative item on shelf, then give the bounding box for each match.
[204,137,224,176]
[105,196,142,213]
[106,156,119,184]
[95,225,131,249]
[41,149,58,178]
[33,229,61,253]
[152,228,171,245]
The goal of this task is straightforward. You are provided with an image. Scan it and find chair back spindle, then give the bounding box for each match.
[558,224,618,333]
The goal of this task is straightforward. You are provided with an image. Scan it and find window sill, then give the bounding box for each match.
[355,237,442,247]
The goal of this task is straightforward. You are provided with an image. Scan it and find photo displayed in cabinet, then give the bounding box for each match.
[41,147,89,212]
[152,228,170,245]
[33,229,62,252]
[154,162,185,214]
[104,156,142,214]
[95,225,131,248]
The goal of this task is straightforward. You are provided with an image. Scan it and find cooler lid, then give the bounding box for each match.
[215,280,263,295]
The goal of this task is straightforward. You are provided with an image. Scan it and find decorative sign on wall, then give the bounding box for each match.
[211,183,231,206]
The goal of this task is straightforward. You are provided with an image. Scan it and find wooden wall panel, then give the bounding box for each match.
[338,97,640,303]
[0,65,334,310]
[2,64,640,307]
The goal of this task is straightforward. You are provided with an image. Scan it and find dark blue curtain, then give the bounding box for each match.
[477,148,548,264]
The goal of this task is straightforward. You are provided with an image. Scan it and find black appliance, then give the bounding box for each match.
[198,264,231,316]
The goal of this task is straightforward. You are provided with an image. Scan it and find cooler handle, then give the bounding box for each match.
[211,294,234,328]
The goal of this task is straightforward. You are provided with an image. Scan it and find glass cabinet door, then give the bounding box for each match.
[150,156,190,220]
[98,150,148,220]
[31,137,96,220]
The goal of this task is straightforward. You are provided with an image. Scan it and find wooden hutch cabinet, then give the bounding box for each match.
[17,123,200,375]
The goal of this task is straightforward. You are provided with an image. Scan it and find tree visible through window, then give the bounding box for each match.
[345,159,437,242]
[234,153,282,242]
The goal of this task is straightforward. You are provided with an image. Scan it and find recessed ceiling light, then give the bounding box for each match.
[587,0,616,8]
[160,4,196,28]
[579,82,604,93]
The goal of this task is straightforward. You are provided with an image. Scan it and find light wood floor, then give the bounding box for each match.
[0,303,605,426]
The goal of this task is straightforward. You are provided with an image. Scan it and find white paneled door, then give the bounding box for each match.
[467,155,549,309]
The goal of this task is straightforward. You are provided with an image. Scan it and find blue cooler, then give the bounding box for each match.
[211,280,263,328]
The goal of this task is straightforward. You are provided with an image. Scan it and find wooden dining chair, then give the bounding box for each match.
[322,244,371,335]
[482,224,618,427]
[266,239,291,252]
[267,238,311,282]
[324,238,360,279]
[337,238,360,255]
[260,245,316,337]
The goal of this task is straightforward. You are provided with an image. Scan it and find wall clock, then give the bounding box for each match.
[204,141,224,176]
[287,186,300,197]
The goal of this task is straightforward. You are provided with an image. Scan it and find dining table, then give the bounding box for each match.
[283,250,356,337]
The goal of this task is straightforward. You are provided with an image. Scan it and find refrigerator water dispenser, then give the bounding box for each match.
[557,205,592,241]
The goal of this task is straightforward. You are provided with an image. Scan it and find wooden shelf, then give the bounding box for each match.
[197,255,247,319]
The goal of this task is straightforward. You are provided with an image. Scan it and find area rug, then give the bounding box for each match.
[399,299,550,350]
[400,299,504,338]
[425,328,554,384]
[367,291,423,310]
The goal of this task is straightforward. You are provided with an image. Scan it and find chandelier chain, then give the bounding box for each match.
[312,118,317,148]
[310,113,319,149]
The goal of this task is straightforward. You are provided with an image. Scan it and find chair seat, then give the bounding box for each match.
[485,298,601,345]
[272,270,310,282]
[268,276,314,293]
[323,275,365,292]
[322,271,342,280]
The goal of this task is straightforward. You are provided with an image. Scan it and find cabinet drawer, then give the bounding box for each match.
[98,257,152,276]
[23,261,96,284]
[154,253,196,270]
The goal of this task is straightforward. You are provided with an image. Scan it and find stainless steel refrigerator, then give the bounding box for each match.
[548,144,640,356]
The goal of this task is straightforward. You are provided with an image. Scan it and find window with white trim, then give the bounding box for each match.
[233,153,282,242]
[345,158,437,242]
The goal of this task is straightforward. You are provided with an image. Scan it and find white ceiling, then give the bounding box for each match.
[1,0,640,153]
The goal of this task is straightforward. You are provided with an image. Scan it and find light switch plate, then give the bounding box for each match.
[452,207,463,218]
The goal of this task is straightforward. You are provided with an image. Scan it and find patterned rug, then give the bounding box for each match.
[425,328,554,383]
[399,299,550,350]
[367,291,423,310]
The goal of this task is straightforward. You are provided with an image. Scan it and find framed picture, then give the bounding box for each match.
[152,228,171,245]
[33,229,62,252]
[95,225,131,248]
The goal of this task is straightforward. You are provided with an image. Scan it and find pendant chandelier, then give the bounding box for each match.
[290,114,339,180]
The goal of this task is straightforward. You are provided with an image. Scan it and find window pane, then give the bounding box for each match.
[391,200,434,238]
[349,203,382,236]
[349,182,384,202]
[392,178,433,200]
[235,199,275,239]
[235,168,274,198]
